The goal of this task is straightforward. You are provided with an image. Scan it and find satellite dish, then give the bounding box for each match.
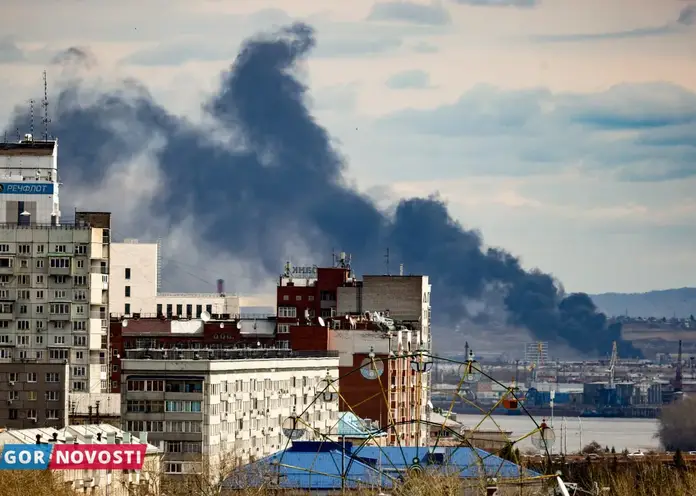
[200,311,211,322]
[19,211,30,217]
[122,319,129,328]
[219,323,224,328]
[236,321,242,330]
[317,317,325,327]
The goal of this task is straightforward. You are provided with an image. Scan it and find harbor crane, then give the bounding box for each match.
[607,341,618,389]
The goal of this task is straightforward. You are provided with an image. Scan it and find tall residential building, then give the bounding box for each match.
[120,349,339,475]
[0,135,111,409]
[109,239,240,318]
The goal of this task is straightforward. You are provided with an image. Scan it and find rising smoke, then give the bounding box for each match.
[5,23,640,357]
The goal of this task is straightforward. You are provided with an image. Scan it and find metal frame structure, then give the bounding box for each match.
[242,349,576,493]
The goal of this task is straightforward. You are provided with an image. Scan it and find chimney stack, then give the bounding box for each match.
[217,279,225,295]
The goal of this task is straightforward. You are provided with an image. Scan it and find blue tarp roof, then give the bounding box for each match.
[224,441,540,491]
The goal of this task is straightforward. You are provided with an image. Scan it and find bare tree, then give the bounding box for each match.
[658,396,696,451]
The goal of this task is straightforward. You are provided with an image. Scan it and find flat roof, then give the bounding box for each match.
[0,140,55,156]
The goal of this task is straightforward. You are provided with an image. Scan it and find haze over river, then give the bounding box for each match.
[456,414,660,453]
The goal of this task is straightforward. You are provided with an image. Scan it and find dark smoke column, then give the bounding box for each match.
[4,23,639,358]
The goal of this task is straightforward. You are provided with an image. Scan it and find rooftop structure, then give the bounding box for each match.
[224,441,540,491]
[0,135,60,225]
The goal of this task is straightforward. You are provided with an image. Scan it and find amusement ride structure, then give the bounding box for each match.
[230,346,583,495]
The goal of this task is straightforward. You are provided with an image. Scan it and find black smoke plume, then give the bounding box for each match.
[5,24,639,357]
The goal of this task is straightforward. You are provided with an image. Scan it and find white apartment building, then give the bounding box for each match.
[110,239,240,318]
[120,350,340,475]
[0,136,110,395]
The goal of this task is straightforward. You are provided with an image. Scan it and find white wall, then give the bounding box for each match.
[110,242,241,317]
[110,241,158,315]
[121,357,340,468]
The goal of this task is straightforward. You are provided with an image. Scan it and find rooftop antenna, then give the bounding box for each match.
[384,247,390,275]
[29,99,34,137]
[41,70,51,141]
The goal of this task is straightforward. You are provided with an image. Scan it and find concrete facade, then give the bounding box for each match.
[0,220,111,394]
[0,361,69,429]
[0,136,60,225]
[110,240,240,317]
[120,353,340,474]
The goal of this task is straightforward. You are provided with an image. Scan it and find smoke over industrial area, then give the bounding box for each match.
[4,23,640,358]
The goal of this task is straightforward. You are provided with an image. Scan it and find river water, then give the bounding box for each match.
[454,414,660,453]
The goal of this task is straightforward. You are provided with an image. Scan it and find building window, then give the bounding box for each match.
[196,305,202,318]
[125,286,131,297]
[283,295,289,301]
[277,324,290,334]
[277,340,290,349]
[125,267,131,280]
[186,304,192,317]
[166,304,173,317]
[157,304,163,316]
[125,303,131,315]
[176,304,183,316]
[206,304,212,315]
[278,307,297,318]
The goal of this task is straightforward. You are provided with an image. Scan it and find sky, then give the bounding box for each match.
[1,0,695,305]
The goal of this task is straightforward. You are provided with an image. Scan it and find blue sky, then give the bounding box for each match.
[1,0,695,302]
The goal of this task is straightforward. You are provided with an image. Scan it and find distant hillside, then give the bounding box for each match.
[590,287,696,318]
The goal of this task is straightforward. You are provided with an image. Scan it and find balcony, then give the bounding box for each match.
[49,303,71,321]
[124,348,340,361]
[48,256,73,276]
[49,312,71,321]
[0,304,13,319]
[0,258,14,274]
[0,290,16,302]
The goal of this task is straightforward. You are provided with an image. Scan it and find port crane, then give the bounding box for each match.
[607,341,618,389]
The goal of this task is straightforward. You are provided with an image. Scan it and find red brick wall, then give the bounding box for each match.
[338,352,392,429]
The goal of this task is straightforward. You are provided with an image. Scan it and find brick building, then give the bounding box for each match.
[276,254,432,445]
[109,315,276,392]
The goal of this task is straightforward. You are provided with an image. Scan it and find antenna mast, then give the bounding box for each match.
[384,248,390,275]
[29,99,34,137]
[41,70,51,141]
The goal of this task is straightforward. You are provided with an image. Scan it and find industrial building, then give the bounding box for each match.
[0,135,111,411]
[109,239,240,318]
[119,348,340,475]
